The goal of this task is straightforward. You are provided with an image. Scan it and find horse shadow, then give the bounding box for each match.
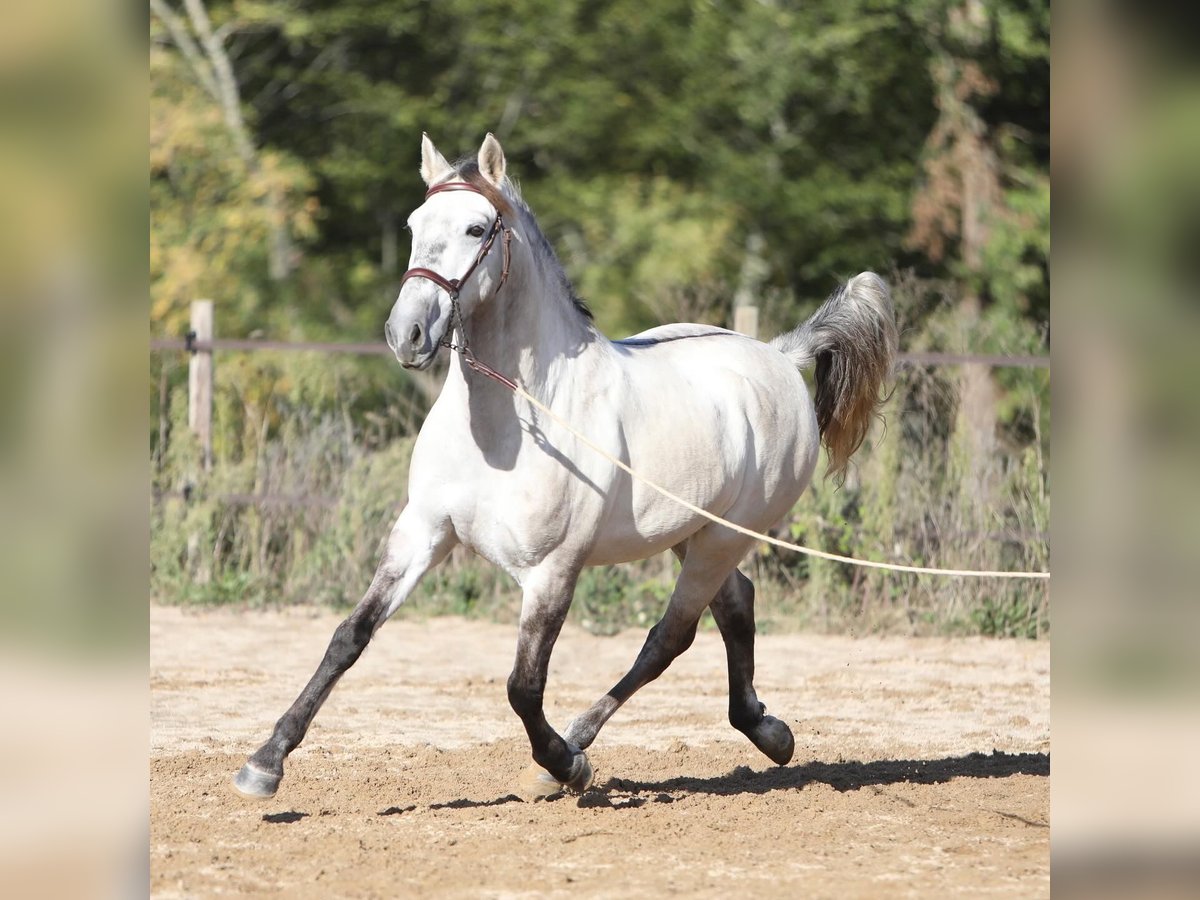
[369,750,1049,815]
[603,749,1049,799]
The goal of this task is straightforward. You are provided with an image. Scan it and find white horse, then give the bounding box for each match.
[234,133,896,799]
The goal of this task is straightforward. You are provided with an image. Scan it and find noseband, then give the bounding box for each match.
[400,181,513,302]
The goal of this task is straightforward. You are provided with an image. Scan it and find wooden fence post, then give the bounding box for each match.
[188,299,214,471]
[732,231,766,339]
[733,304,759,339]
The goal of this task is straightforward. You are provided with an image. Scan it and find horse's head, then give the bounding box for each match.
[386,133,513,369]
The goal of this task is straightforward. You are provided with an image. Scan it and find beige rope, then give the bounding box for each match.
[511,382,1050,581]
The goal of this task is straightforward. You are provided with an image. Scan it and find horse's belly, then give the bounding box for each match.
[583,512,703,566]
[581,424,818,567]
[581,463,746,566]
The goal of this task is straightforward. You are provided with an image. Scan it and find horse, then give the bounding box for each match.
[233,133,896,799]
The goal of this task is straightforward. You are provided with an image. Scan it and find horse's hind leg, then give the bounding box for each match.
[232,507,455,799]
[709,569,795,765]
[562,531,749,756]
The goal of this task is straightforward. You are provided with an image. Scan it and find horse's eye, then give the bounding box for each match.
[467,224,486,238]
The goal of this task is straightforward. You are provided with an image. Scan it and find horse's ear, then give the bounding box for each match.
[420,133,452,186]
[478,133,506,184]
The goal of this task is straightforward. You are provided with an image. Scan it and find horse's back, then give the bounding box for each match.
[590,325,821,551]
[611,325,815,432]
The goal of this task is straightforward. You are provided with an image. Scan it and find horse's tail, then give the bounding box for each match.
[770,271,897,482]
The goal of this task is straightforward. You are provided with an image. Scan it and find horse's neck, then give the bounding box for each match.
[450,233,596,396]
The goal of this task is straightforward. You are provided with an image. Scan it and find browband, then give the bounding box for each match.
[424,181,486,198]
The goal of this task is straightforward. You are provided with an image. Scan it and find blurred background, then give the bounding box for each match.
[1053,2,1200,896]
[2,0,1197,896]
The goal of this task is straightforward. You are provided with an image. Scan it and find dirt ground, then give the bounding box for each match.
[150,605,1050,898]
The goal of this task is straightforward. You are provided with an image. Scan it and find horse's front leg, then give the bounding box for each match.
[507,564,594,793]
[232,506,455,799]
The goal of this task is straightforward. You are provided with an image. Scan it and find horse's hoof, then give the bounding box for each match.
[517,762,565,800]
[232,761,282,799]
[750,715,795,766]
[516,752,594,800]
[563,752,594,793]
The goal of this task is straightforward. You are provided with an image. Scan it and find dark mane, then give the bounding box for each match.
[451,158,594,322]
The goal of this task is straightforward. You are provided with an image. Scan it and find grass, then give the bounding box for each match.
[151,278,1049,639]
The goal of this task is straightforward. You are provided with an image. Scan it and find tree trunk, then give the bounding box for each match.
[156,0,295,280]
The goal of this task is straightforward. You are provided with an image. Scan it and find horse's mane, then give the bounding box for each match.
[451,158,594,322]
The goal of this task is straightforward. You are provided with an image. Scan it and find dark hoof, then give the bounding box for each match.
[749,715,795,766]
[232,761,282,799]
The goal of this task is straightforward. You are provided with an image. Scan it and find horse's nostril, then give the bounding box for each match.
[410,323,423,345]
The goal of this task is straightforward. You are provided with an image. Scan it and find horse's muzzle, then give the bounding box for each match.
[385,309,439,369]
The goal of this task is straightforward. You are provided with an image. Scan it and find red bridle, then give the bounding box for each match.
[399,181,513,301]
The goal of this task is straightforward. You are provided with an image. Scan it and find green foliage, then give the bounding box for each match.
[150,271,1049,637]
[549,176,739,335]
[151,378,414,608]
[571,566,674,636]
[979,171,1051,317]
[151,0,1048,339]
[750,274,1049,637]
[150,1,1050,637]
[150,18,319,335]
